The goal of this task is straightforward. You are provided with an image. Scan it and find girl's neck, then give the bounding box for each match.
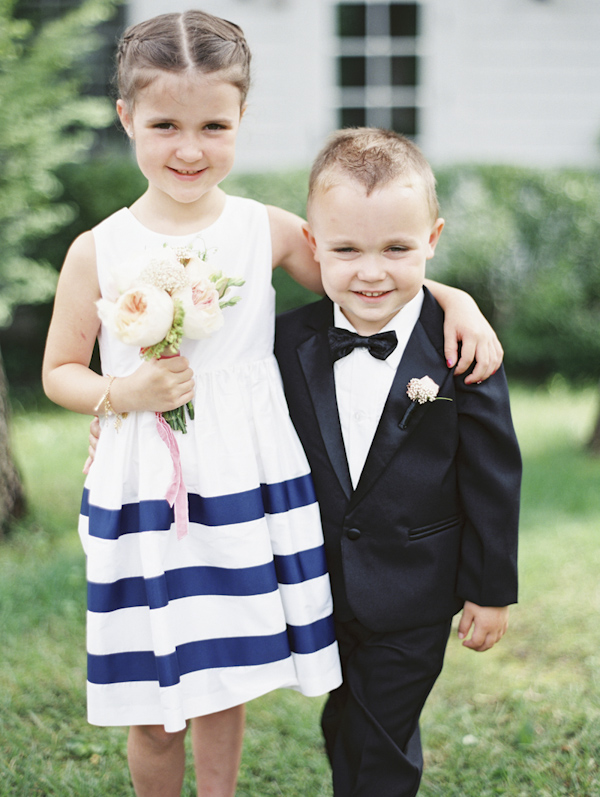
[128,186,227,236]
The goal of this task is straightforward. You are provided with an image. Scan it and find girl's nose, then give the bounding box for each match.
[176,135,203,162]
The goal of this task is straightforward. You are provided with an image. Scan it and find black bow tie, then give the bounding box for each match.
[328,327,398,363]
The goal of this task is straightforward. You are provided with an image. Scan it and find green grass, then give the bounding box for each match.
[2,383,600,795]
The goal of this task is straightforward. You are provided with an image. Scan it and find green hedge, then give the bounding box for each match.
[3,157,600,390]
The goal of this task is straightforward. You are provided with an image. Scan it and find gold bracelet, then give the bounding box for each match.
[94,375,126,430]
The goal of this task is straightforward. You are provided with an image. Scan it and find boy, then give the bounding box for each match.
[274,128,521,796]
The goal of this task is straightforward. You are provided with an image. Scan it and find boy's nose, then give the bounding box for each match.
[356,257,386,282]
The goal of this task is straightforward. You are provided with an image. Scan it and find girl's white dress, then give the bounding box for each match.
[80,196,342,732]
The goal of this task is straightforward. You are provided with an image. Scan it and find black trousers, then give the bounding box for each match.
[322,617,452,797]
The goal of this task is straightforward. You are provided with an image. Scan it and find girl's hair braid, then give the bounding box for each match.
[116,10,251,107]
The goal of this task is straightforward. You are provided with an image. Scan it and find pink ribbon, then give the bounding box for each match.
[155,412,189,540]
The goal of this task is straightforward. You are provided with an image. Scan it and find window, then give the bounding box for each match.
[336,2,419,137]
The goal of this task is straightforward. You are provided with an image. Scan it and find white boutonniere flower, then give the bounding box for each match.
[399,376,452,429]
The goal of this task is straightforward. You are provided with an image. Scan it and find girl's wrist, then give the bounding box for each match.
[95,375,127,427]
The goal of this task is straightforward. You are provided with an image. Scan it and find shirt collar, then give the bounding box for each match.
[333,288,424,370]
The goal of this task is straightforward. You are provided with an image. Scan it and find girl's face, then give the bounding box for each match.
[117,70,244,212]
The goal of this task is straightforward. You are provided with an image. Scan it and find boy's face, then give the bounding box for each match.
[305,177,444,336]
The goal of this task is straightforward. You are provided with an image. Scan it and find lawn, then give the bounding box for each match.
[1,381,599,795]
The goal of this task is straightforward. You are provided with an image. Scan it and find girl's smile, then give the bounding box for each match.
[117,71,243,223]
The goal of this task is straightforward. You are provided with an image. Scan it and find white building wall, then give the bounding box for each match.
[419,0,600,167]
[127,0,600,170]
[127,0,337,172]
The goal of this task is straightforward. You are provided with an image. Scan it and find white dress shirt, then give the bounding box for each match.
[333,289,424,489]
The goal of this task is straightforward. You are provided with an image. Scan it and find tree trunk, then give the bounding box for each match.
[587,381,600,455]
[0,347,26,535]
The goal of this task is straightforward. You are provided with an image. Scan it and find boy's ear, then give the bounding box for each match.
[302,223,319,259]
[116,99,134,138]
[426,218,445,260]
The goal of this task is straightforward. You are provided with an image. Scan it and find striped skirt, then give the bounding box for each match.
[78,380,342,732]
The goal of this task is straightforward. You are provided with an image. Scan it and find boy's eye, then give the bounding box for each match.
[205,123,225,131]
[388,246,407,252]
[334,247,356,254]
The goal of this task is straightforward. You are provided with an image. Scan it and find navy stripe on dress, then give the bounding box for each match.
[88,547,329,613]
[80,474,318,540]
[88,617,337,686]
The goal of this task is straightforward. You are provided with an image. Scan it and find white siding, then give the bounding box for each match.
[127,0,600,170]
[419,0,600,167]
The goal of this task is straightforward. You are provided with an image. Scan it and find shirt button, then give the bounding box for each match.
[354,411,365,422]
[346,528,361,540]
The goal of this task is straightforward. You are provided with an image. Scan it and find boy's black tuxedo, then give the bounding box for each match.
[275,289,520,631]
[275,289,521,796]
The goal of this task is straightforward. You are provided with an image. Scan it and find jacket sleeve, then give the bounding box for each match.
[454,366,521,607]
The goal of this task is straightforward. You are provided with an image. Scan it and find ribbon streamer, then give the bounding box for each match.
[155,412,189,540]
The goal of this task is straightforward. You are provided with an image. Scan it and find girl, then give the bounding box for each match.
[43,10,502,797]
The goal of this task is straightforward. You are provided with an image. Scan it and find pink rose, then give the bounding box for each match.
[176,278,224,338]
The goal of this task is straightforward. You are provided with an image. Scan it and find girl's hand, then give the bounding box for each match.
[82,357,194,473]
[425,280,503,383]
[111,356,195,415]
[444,303,504,384]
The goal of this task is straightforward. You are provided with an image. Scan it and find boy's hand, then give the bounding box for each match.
[458,602,509,652]
[83,415,100,475]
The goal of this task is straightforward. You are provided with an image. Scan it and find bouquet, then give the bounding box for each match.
[96,242,244,432]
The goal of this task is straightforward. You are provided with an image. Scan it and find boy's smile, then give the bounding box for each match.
[305,177,444,336]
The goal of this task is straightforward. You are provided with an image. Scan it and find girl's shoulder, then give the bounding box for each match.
[92,207,133,236]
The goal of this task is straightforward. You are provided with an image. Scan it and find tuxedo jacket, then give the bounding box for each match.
[275,289,521,633]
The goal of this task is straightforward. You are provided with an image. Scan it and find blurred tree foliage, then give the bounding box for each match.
[431,165,600,384]
[0,0,120,533]
[0,0,121,327]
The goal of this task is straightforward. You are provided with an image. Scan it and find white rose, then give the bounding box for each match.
[97,284,174,347]
[406,375,440,404]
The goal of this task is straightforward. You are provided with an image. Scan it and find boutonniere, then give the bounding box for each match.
[399,376,452,430]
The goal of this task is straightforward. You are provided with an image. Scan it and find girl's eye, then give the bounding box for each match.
[154,122,175,130]
[205,123,225,131]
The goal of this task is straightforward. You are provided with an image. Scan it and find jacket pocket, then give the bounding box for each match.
[408,515,462,541]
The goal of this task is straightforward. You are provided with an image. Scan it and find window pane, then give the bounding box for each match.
[391,56,417,86]
[340,107,367,128]
[339,56,366,87]
[338,4,366,37]
[390,3,418,37]
[392,107,417,136]
[367,107,392,129]
[369,56,390,86]
[368,4,389,36]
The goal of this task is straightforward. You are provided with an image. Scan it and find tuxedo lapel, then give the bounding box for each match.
[296,302,353,500]
[351,297,451,506]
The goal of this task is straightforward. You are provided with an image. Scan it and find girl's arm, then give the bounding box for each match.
[267,205,503,383]
[424,280,503,384]
[267,205,324,294]
[42,232,195,416]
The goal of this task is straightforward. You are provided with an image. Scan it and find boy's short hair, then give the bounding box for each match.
[307,127,439,222]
